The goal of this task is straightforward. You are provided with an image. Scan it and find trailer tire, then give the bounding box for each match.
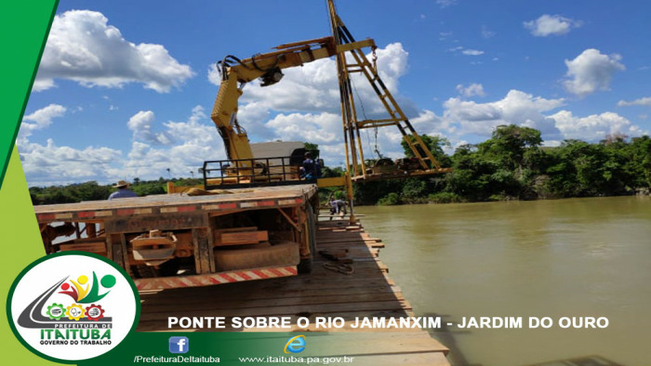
[214,241,300,271]
[297,202,317,274]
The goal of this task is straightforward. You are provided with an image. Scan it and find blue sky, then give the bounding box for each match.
[19,0,651,186]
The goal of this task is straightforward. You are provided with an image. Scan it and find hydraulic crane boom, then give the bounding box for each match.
[210,36,374,162]
[205,0,450,195]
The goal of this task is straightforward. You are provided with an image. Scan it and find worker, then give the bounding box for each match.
[328,196,347,220]
[108,180,138,200]
[300,152,321,181]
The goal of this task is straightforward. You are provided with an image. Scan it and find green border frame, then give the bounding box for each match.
[6,251,141,364]
[0,1,59,189]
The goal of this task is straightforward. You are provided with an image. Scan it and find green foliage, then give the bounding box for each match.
[428,192,463,203]
[377,192,400,206]
[401,178,427,202]
[354,179,403,205]
[401,134,453,167]
[30,177,204,205]
[321,166,344,178]
[359,125,650,204]
[304,142,319,159]
[333,190,347,200]
[30,181,111,205]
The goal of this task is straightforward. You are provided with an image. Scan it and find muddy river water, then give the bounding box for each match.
[356,196,651,366]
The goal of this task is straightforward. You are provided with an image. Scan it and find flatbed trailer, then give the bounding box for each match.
[34,184,319,290]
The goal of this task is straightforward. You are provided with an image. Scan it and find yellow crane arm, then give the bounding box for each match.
[210,36,374,161]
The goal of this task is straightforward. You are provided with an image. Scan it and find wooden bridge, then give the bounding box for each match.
[137,219,450,365]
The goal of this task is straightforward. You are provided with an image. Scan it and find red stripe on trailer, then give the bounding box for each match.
[219,203,237,209]
[220,273,237,282]
[191,277,205,287]
[236,271,252,281]
[37,213,56,221]
[77,211,95,218]
[117,209,135,216]
[268,268,285,277]
[177,205,196,212]
[134,266,297,290]
[258,200,276,207]
[252,270,269,279]
[295,198,303,204]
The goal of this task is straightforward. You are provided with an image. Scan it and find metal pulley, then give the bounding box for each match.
[260,67,284,87]
[131,230,178,266]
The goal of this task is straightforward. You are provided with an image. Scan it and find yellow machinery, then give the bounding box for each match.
[210,36,373,164]
[204,0,452,219]
[326,0,451,181]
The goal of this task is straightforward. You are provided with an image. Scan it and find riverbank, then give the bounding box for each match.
[350,126,651,207]
[350,189,650,207]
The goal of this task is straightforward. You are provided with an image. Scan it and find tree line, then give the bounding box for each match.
[29,177,202,205]
[354,125,651,205]
[29,125,651,206]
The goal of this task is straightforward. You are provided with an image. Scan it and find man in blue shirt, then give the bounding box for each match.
[300,152,321,181]
[108,180,138,200]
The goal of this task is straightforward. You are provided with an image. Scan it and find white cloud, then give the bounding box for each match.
[123,106,224,179]
[618,97,651,107]
[436,0,458,8]
[127,110,173,145]
[439,32,453,41]
[443,90,565,137]
[18,138,123,186]
[21,104,67,133]
[440,89,647,142]
[481,26,496,39]
[411,109,456,136]
[266,113,340,145]
[551,110,644,141]
[563,49,625,97]
[19,104,67,149]
[207,64,222,86]
[18,105,226,186]
[456,83,486,97]
[461,49,484,56]
[448,46,484,56]
[127,110,154,132]
[524,14,582,37]
[34,10,194,93]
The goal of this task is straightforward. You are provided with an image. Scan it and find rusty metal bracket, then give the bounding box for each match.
[277,208,301,232]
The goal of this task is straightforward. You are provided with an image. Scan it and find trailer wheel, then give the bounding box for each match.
[214,241,300,271]
[297,202,317,274]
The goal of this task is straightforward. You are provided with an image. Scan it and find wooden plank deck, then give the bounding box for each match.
[33,184,318,217]
[136,219,449,364]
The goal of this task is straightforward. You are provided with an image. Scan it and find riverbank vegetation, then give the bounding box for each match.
[355,125,651,205]
[28,125,650,206]
[29,178,202,205]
